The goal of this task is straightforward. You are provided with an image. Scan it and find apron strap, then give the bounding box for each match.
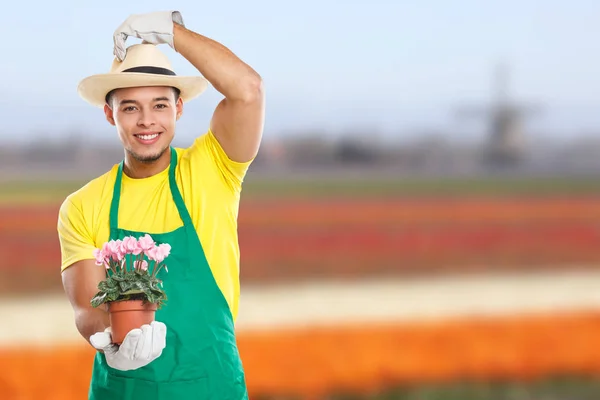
[168,147,195,228]
[109,161,124,230]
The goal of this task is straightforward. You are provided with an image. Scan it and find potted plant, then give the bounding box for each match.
[90,234,171,344]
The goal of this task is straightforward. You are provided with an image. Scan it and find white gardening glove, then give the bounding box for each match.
[113,11,185,61]
[89,321,167,371]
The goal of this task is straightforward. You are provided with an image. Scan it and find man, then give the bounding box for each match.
[58,10,264,399]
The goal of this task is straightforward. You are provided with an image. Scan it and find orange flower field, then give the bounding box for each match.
[3,311,600,399]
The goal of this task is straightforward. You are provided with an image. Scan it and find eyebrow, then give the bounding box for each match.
[119,97,171,106]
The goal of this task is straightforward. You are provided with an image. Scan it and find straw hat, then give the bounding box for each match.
[77,43,209,107]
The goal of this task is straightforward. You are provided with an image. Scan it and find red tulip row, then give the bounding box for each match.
[238,195,600,225]
[4,195,600,232]
[2,195,600,292]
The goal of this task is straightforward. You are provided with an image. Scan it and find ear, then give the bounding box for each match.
[104,104,116,126]
[175,97,184,121]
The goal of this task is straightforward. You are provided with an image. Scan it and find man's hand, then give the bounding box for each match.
[89,321,167,371]
[113,11,185,61]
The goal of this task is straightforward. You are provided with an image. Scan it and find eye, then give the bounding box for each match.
[123,106,137,112]
[155,104,168,109]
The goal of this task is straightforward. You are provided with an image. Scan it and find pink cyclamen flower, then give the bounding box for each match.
[137,234,156,252]
[157,243,171,261]
[93,248,105,266]
[121,236,142,256]
[146,243,171,263]
[107,239,125,261]
[134,260,149,271]
[146,246,158,262]
[100,242,113,262]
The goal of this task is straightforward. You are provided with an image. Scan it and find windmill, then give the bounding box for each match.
[455,63,541,167]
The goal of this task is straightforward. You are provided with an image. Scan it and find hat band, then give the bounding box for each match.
[122,66,176,76]
[104,66,179,104]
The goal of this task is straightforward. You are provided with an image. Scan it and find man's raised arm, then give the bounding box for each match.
[173,22,265,163]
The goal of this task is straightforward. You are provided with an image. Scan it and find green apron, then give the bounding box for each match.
[89,147,248,400]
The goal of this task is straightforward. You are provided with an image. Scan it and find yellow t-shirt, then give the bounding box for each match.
[57,130,251,322]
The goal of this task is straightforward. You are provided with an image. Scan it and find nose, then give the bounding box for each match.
[137,110,155,128]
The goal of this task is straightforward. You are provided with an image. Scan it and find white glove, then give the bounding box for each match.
[113,11,185,61]
[89,321,167,371]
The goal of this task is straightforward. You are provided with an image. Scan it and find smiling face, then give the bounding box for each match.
[104,86,183,163]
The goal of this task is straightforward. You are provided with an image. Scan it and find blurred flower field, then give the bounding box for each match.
[2,175,600,399]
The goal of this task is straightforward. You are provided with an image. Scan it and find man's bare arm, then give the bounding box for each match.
[173,22,265,163]
[61,260,110,346]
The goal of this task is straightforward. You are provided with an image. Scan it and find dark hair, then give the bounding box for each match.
[105,87,181,106]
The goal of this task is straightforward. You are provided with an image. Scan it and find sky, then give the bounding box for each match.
[0,0,599,145]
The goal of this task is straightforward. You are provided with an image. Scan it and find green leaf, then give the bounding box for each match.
[90,292,107,308]
[105,277,119,289]
[118,281,132,293]
[107,290,120,302]
[91,265,168,309]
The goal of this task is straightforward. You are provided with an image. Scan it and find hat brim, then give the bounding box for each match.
[77,72,209,108]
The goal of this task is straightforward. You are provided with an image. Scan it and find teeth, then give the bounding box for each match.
[138,134,158,140]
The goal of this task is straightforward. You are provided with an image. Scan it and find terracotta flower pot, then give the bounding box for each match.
[108,300,158,345]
